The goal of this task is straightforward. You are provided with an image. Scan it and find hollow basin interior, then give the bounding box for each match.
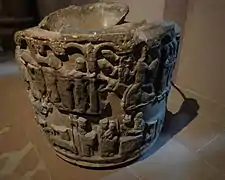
[39,3,128,33]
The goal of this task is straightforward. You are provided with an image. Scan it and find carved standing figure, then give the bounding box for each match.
[32,96,53,127]
[69,54,88,113]
[118,56,134,85]
[16,48,31,90]
[70,114,79,155]
[57,60,75,110]
[160,43,173,91]
[42,66,60,103]
[35,50,62,103]
[27,63,46,100]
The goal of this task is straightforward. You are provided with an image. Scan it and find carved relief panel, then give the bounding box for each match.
[15,2,180,168]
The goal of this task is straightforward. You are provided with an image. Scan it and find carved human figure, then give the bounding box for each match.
[57,66,74,110]
[19,48,38,66]
[99,119,118,157]
[120,114,133,136]
[167,37,178,83]
[57,53,88,110]
[175,34,180,57]
[87,49,119,113]
[103,120,118,140]
[133,112,146,132]
[84,47,121,113]
[17,43,46,100]
[31,50,62,103]
[122,44,159,110]
[70,114,79,155]
[132,45,158,85]
[120,112,146,137]
[101,49,119,64]
[93,49,119,94]
[87,77,100,114]
[119,113,144,155]
[69,54,88,113]
[83,45,101,114]
[42,66,60,103]
[36,50,62,69]
[98,118,109,138]
[44,124,75,153]
[122,82,155,111]
[76,117,97,157]
[32,96,53,127]
[41,97,53,117]
[171,38,178,57]
[15,50,30,90]
[98,49,119,77]
[161,43,174,91]
[118,56,134,85]
[147,44,160,89]
[27,63,46,100]
[160,32,178,91]
[86,44,97,74]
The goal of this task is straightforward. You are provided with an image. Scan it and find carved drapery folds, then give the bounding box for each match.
[15,2,180,168]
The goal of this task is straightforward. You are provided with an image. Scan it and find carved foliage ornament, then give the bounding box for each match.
[15,2,180,168]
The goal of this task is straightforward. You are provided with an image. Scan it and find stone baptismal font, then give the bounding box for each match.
[14,2,180,168]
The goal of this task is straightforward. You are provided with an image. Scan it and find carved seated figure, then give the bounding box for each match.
[32,96,53,127]
[43,124,75,153]
[120,112,146,136]
[98,118,109,138]
[99,119,119,157]
[76,117,97,157]
[119,113,145,155]
[120,114,133,136]
[133,112,146,134]
[103,121,118,140]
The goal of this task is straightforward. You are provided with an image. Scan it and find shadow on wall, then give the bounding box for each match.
[139,82,199,161]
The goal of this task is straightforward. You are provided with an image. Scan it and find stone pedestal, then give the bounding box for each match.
[14,2,180,168]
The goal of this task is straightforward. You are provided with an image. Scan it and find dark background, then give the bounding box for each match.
[0,0,99,52]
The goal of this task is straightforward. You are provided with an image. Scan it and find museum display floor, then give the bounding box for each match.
[0,61,225,180]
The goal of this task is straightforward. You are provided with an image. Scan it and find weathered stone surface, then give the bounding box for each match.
[119,135,144,155]
[14,2,180,168]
